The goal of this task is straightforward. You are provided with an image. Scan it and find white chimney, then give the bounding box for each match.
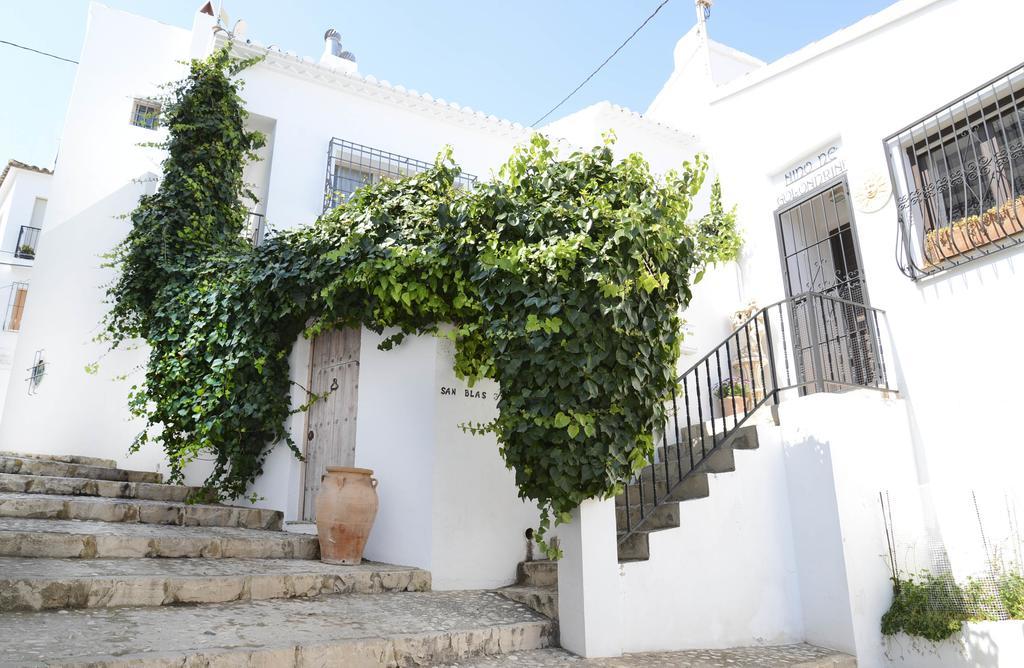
[320,29,357,73]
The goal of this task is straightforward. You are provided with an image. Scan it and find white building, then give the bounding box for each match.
[0,159,51,417]
[2,1,1023,665]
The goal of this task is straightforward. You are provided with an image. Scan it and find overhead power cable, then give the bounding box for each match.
[530,0,671,127]
[0,39,78,64]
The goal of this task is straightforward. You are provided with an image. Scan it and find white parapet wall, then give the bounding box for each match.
[557,391,969,663]
[884,622,1024,668]
[354,328,542,590]
[617,419,805,651]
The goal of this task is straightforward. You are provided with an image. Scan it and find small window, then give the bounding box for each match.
[130,100,161,130]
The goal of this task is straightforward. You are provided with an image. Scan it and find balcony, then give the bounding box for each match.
[322,138,477,212]
[885,61,1024,279]
[13,225,40,260]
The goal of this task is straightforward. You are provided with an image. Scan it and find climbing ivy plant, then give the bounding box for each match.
[104,46,740,550]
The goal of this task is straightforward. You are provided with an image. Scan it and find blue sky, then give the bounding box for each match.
[0,0,897,168]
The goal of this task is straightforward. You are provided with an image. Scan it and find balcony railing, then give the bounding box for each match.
[619,291,894,547]
[14,226,40,260]
[886,61,1024,279]
[323,138,477,212]
[2,282,29,332]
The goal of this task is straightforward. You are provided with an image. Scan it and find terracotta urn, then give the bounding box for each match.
[315,466,379,565]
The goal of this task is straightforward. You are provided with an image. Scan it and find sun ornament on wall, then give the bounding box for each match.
[852,168,893,214]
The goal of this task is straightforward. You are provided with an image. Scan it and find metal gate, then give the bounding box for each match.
[775,179,879,391]
[301,327,360,520]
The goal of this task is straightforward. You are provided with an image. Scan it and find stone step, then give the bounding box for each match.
[0,591,554,666]
[0,557,430,611]
[615,471,709,507]
[0,472,201,502]
[0,518,319,559]
[497,584,558,620]
[616,529,651,562]
[0,450,118,469]
[655,423,759,462]
[0,492,282,530]
[456,644,857,666]
[648,444,735,475]
[517,559,557,588]
[0,455,162,484]
[615,499,680,532]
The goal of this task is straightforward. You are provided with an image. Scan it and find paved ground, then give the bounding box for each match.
[0,590,553,666]
[449,645,855,667]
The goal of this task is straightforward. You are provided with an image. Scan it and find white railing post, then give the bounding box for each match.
[556,496,622,658]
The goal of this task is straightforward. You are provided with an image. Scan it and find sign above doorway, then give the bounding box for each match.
[774,141,847,207]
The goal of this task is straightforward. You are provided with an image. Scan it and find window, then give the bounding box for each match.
[323,138,477,212]
[886,62,1024,279]
[130,100,161,130]
[3,282,28,332]
[29,197,46,228]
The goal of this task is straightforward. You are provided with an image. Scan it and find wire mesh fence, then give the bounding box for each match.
[883,486,1023,622]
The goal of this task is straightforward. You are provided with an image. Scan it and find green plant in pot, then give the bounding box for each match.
[17,244,35,259]
[714,378,749,417]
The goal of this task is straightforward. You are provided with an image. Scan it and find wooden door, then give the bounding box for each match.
[301,327,360,520]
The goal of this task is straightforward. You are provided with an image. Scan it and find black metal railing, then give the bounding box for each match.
[618,291,894,546]
[245,212,265,247]
[14,226,40,260]
[2,282,29,332]
[886,60,1024,279]
[323,138,477,212]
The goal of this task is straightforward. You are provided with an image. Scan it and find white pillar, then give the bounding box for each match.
[556,497,622,658]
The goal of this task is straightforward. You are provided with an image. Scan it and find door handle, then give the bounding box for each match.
[307,430,314,441]
[330,377,339,392]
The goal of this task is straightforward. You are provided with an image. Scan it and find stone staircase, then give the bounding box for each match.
[615,422,760,562]
[0,452,556,666]
[498,559,558,620]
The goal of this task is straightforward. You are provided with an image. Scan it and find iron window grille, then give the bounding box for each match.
[130,100,161,130]
[14,225,40,260]
[2,282,28,332]
[885,61,1024,279]
[323,138,477,212]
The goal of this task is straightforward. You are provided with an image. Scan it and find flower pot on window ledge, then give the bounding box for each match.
[924,195,1024,265]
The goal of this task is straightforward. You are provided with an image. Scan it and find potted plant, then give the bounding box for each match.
[16,244,35,259]
[714,378,750,417]
[924,194,1024,265]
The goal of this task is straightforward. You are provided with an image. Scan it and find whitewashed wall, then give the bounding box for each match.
[0,4,188,473]
[618,421,804,652]
[352,329,541,590]
[0,3,524,479]
[650,0,1024,497]
[634,2,1024,661]
[0,166,50,418]
[0,3,545,589]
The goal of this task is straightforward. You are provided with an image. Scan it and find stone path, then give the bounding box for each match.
[1,591,553,667]
[449,644,855,667]
[0,449,856,667]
